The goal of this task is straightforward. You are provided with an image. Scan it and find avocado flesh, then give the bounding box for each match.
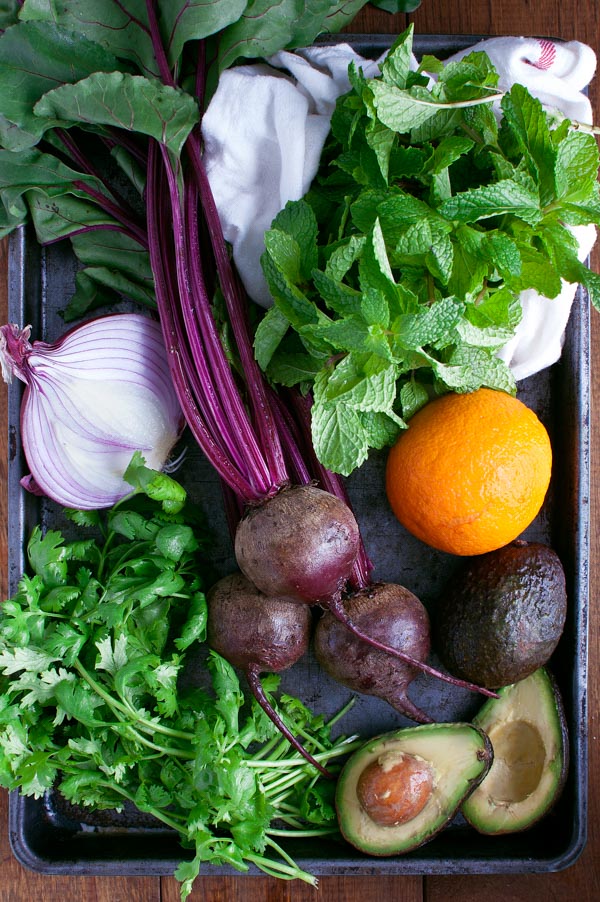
[462,668,568,834]
[336,722,493,856]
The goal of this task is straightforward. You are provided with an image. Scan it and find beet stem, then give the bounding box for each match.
[245,665,335,779]
[326,596,499,699]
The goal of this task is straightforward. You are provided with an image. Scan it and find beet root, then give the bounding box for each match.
[234,484,360,604]
[207,571,311,671]
[206,571,332,776]
[313,583,435,723]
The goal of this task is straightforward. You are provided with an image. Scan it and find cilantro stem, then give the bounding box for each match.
[92,780,189,834]
[248,733,286,761]
[267,826,339,837]
[72,660,196,744]
[118,723,194,760]
[324,696,356,729]
[254,735,362,774]
[247,842,319,886]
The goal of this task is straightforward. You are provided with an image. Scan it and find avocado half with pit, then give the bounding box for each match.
[462,667,569,834]
[335,722,493,855]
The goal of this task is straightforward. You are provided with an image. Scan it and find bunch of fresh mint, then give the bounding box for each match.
[257,25,600,476]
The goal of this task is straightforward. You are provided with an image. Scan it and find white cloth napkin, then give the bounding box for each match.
[202,46,382,307]
[201,37,597,379]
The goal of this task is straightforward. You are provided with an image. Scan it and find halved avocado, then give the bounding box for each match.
[462,667,568,835]
[335,722,493,855]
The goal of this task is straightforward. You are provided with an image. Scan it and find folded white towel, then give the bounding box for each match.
[202,47,381,307]
[201,36,597,378]
[447,37,595,124]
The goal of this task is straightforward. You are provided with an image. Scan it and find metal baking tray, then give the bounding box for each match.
[6,34,590,879]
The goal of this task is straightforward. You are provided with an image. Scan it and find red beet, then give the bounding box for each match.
[314,582,498,721]
[234,484,361,604]
[314,583,435,723]
[206,571,331,776]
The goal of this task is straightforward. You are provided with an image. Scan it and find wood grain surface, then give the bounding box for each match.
[1,2,599,900]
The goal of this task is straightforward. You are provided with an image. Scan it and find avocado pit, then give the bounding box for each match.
[356,750,435,826]
[335,722,493,855]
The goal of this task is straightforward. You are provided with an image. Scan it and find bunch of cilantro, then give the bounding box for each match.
[257,25,600,476]
[0,454,359,899]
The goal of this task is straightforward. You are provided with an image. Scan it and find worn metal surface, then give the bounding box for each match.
[5,34,589,878]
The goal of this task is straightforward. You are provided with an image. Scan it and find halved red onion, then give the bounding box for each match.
[0,313,185,509]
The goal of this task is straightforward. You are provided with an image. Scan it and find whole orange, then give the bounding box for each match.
[385,388,552,556]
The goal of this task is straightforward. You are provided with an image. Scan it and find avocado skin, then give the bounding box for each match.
[434,542,567,689]
[335,722,493,856]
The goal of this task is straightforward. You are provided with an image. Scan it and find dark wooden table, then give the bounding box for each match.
[1,2,599,900]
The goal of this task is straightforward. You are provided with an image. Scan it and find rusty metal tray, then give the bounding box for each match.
[5,34,590,879]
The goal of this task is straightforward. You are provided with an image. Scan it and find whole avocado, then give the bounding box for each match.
[433,541,567,689]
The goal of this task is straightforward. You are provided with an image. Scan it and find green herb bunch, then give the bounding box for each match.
[257,25,600,476]
[0,454,358,898]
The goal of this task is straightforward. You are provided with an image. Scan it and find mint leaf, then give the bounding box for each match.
[555,129,600,204]
[433,346,517,394]
[513,244,563,297]
[579,267,600,311]
[302,314,369,354]
[324,235,366,282]
[365,117,396,181]
[437,51,499,101]
[259,36,600,476]
[441,179,542,225]
[261,241,318,329]
[271,199,318,280]
[359,409,405,447]
[254,305,290,370]
[266,348,325,387]
[400,378,430,419]
[500,84,557,205]
[311,398,368,475]
[312,269,363,317]
[380,26,414,90]
[393,219,454,284]
[425,135,474,175]
[392,295,465,350]
[317,359,397,411]
[370,80,442,134]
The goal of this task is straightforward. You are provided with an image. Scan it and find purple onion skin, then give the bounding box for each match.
[313,583,435,724]
[206,572,312,672]
[234,484,361,604]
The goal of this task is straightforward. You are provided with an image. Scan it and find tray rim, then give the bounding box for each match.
[4,30,591,879]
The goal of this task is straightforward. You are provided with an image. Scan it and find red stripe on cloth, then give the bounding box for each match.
[535,39,557,69]
[523,39,557,69]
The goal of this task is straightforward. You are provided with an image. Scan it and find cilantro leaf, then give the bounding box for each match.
[0,478,356,895]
